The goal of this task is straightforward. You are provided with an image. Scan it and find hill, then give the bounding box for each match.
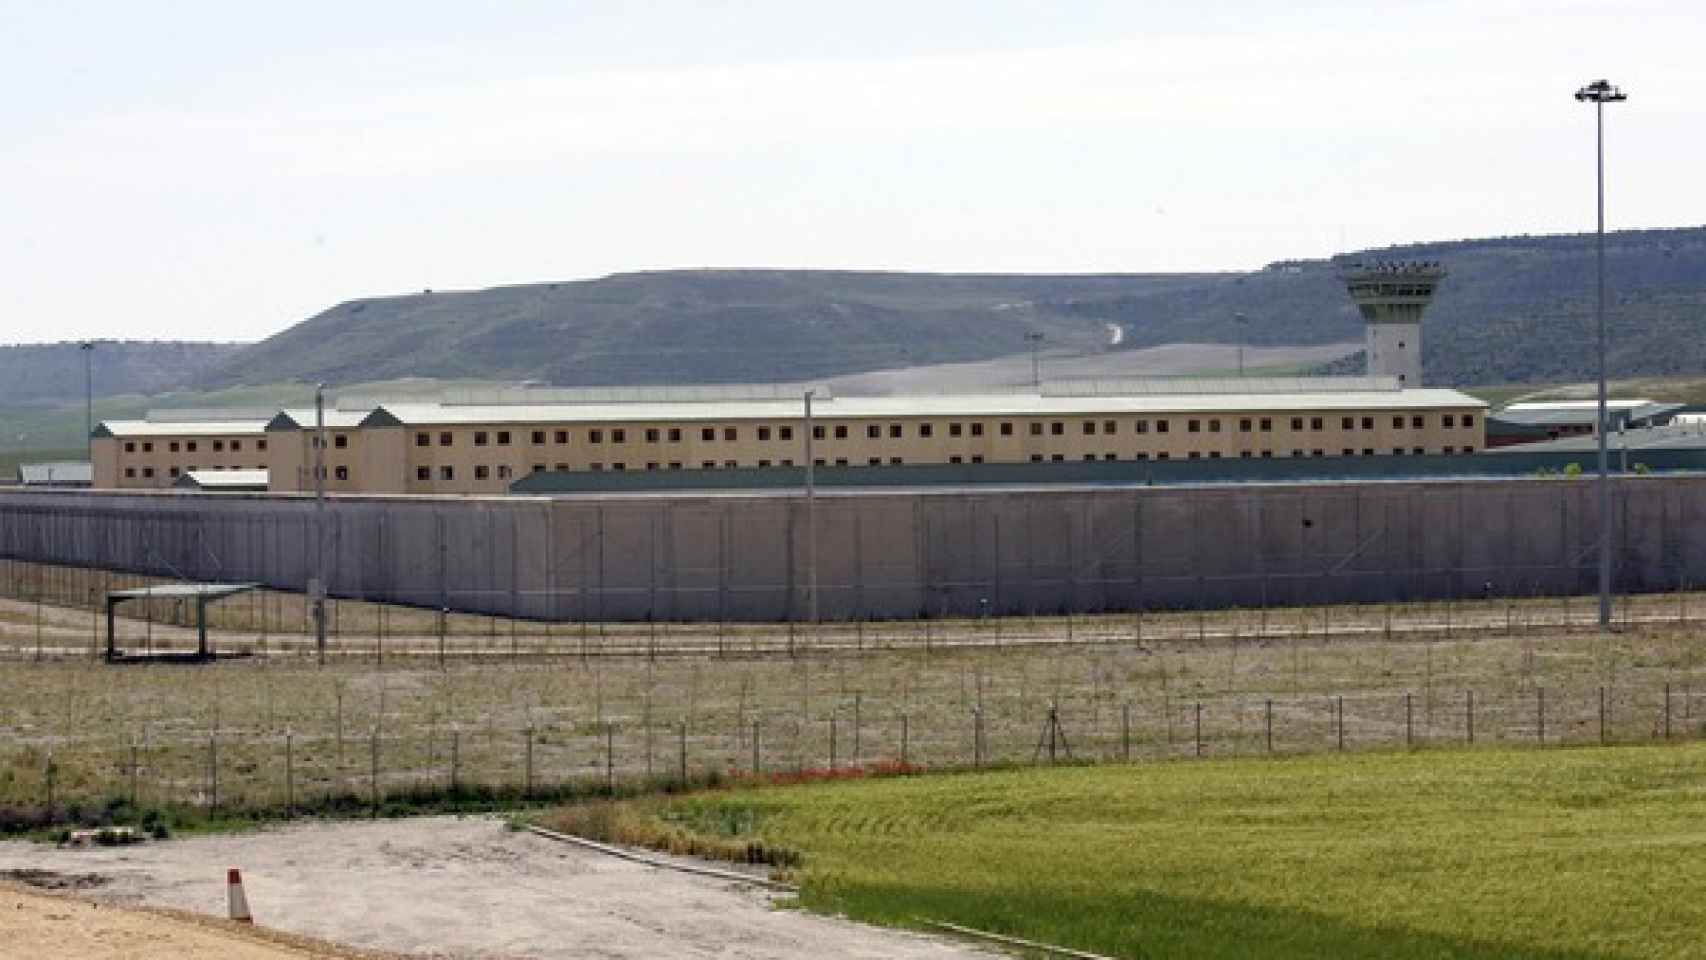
[198,225,1706,391]
[0,341,244,406]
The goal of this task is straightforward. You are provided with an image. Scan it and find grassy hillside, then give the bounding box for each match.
[0,341,244,406]
[547,744,1706,959]
[196,225,1706,392]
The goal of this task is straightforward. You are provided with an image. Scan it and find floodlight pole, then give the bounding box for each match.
[1235,313,1247,377]
[79,341,94,465]
[314,383,328,664]
[1576,78,1626,631]
[1026,332,1044,388]
[803,389,818,631]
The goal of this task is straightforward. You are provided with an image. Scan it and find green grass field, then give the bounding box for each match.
[544,744,1706,959]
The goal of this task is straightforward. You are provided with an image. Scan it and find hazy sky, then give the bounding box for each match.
[2,0,1700,345]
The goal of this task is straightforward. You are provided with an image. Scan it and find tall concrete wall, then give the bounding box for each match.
[0,477,1697,621]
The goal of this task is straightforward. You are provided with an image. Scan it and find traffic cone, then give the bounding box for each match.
[227,868,253,923]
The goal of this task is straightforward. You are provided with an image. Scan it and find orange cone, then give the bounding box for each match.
[227,868,252,923]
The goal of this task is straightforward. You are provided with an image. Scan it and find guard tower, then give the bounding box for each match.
[1339,260,1446,387]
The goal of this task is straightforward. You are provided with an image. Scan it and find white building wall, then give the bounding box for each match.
[1366,322,1422,387]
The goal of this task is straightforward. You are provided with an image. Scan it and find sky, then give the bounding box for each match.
[1,0,1701,345]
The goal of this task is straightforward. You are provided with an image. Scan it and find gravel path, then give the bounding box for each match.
[0,817,993,959]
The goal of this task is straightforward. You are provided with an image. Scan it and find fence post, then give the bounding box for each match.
[1265,699,1273,754]
[679,721,688,784]
[129,738,140,807]
[524,727,534,799]
[284,730,294,815]
[1194,702,1203,757]
[1599,687,1606,745]
[1335,695,1344,752]
[1121,702,1131,761]
[1405,692,1413,748]
[208,735,218,811]
[901,713,910,765]
[451,726,461,794]
[853,693,862,761]
[1466,690,1474,745]
[607,723,618,793]
[1664,682,1672,740]
[1537,687,1545,745]
[44,752,55,811]
[829,713,838,769]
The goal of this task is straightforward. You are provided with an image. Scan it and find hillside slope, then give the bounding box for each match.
[199,226,1706,391]
[0,341,244,406]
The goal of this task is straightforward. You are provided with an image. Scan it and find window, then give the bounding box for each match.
[1156,452,1170,460]
[867,425,881,439]
[1188,452,1201,460]
[142,467,154,478]
[1411,416,1424,429]
[611,429,625,444]
[1341,417,1354,430]
[1188,419,1201,433]
[533,464,546,473]
[1342,448,1354,456]
[1135,420,1149,434]
[1104,453,1118,461]
[1444,445,1456,454]
[496,431,511,445]
[124,467,136,477]
[1209,419,1221,433]
[669,462,683,470]
[758,459,772,468]
[1135,453,1149,461]
[1083,453,1096,461]
[835,458,848,466]
[1051,422,1064,436]
[333,435,346,449]
[835,425,848,439]
[124,442,135,453]
[1393,448,1404,456]
[169,441,180,452]
[532,430,546,444]
[702,427,716,442]
[1291,417,1304,430]
[950,455,963,464]
[589,429,603,444]
[440,465,454,480]
[813,425,826,440]
[1311,417,1324,430]
[1030,454,1044,463]
[1083,421,1096,435]
[645,428,660,443]
[1362,448,1374,456]
[1000,422,1013,436]
[555,463,569,471]
[168,466,179,477]
[416,433,431,447]
[475,465,490,479]
[187,441,197,452]
[612,463,626,471]
[257,439,267,452]
[334,466,349,481]
[1292,449,1304,457]
[950,423,963,437]
[890,457,903,465]
[439,432,453,446]
[1413,446,1425,455]
[142,442,153,452]
[1030,422,1044,436]
[1392,416,1404,429]
[1464,445,1475,453]
[780,426,793,440]
[758,426,772,441]
[703,461,717,469]
[590,462,604,471]
[971,423,984,437]
[1312,449,1325,457]
[1361,417,1374,430]
[498,465,512,479]
[724,428,737,441]
[723,459,737,468]
[1442,414,1456,428]
[212,440,224,452]
[475,431,489,446]
[890,424,903,438]
[1051,454,1065,462]
[1209,451,1222,459]
[1463,415,1476,428]
[646,462,659,471]
[870,457,883,466]
[971,455,983,464]
[1104,420,1116,434]
[919,423,933,438]
[1239,451,1252,459]
[555,430,569,444]
[668,428,681,442]
[1239,419,1252,433]
[1260,450,1273,458]
[416,466,430,480]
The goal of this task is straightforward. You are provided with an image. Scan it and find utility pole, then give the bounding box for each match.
[803,389,818,631]
[313,383,328,664]
[1234,313,1247,377]
[1025,332,1044,388]
[1575,78,1627,631]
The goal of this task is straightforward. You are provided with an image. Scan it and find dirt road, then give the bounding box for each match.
[0,817,991,959]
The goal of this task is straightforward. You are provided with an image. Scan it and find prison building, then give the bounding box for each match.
[253,378,1487,495]
[264,406,379,494]
[91,411,275,489]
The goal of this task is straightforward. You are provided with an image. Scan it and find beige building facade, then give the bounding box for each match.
[92,380,1488,495]
[92,418,273,489]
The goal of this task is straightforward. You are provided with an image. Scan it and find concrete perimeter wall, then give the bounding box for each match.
[0,477,1698,621]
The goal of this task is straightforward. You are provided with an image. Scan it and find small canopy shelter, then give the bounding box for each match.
[105,583,259,662]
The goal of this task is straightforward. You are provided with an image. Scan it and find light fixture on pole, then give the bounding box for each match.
[79,341,95,465]
[1574,77,1626,631]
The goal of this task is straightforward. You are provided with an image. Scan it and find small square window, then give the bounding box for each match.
[1051,422,1064,436]
[703,461,717,469]
[416,432,430,447]
[758,426,773,441]
[1311,417,1324,430]
[1103,420,1116,434]
[416,466,430,480]
[813,425,826,440]
[124,442,136,453]
[1393,448,1404,455]
[1291,417,1304,430]
[475,465,490,479]
[496,431,511,445]
[1209,419,1221,433]
[702,427,716,442]
[835,425,848,439]
[669,462,682,469]
[1362,417,1374,430]
[1342,417,1354,430]
[332,435,346,449]
[724,428,737,442]
[668,428,682,442]
[143,467,155,478]
[1463,415,1476,428]
[589,429,604,443]
[124,467,136,477]
[918,423,933,438]
[1188,452,1201,460]
[1157,452,1171,460]
[1030,422,1043,436]
[949,455,963,464]
[1342,448,1354,456]
[646,428,660,443]
[780,426,793,440]
[1312,449,1325,457]
[1393,416,1405,429]
[611,429,625,444]
[169,441,180,452]
[212,440,224,452]
[970,455,983,464]
[498,465,512,478]
[1051,454,1065,462]
[1413,446,1425,455]
[889,424,903,439]
[646,462,659,471]
[1239,419,1252,432]
[758,459,772,468]
[1156,420,1170,434]
[867,424,881,439]
[835,458,848,466]
[1104,453,1117,461]
[869,457,883,466]
[724,459,737,468]
[142,442,153,452]
[949,423,963,438]
[531,430,545,444]
[1030,454,1043,462]
[611,462,626,471]
[1082,421,1096,436]
[970,423,984,437]
[168,466,179,477]
[334,465,350,480]
[1239,451,1252,459]
[1188,419,1201,433]
[1412,416,1424,429]
[555,463,569,471]
[1135,420,1149,434]
[1260,450,1273,458]
[1444,445,1456,454]
[890,457,903,465]
[590,462,604,471]
[1443,414,1456,428]
[555,430,569,444]
[439,432,453,446]
[1084,453,1097,461]
[474,431,488,446]
[441,465,455,479]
